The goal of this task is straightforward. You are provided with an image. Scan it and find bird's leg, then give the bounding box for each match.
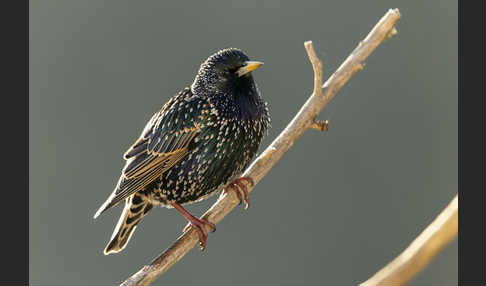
[222,176,254,209]
[170,202,216,250]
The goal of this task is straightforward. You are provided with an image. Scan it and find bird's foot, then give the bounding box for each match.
[183,216,216,250]
[171,202,215,251]
[222,177,254,209]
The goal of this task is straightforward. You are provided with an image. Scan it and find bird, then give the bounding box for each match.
[93,48,270,254]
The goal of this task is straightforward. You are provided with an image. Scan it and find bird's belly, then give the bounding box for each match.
[155,124,262,206]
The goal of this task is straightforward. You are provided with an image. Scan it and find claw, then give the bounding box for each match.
[182,217,216,250]
[171,202,216,250]
[235,180,250,209]
[222,177,253,209]
[238,177,255,187]
[222,183,243,205]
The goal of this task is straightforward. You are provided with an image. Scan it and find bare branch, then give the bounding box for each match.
[121,8,401,286]
[358,194,458,286]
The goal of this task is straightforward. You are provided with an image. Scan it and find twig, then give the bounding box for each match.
[120,8,401,286]
[304,41,323,98]
[359,194,458,286]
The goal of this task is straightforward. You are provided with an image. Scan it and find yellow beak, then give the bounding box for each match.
[236,61,264,77]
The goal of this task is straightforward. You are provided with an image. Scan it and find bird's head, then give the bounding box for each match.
[191,48,263,96]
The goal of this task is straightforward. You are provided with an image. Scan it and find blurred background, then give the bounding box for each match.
[30,0,457,285]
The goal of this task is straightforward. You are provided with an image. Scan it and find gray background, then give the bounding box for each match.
[30,0,457,285]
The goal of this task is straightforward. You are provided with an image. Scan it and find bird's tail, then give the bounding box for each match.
[103,193,153,255]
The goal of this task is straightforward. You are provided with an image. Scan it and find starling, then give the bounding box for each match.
[94,48,270,254]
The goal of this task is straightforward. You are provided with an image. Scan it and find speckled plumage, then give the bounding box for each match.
[94,48,270,254]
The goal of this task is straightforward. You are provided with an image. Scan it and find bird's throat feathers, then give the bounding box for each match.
[193,75,264,122]
[228,75,264,121]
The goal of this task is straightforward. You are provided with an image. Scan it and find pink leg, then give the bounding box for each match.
[171,202,216,250]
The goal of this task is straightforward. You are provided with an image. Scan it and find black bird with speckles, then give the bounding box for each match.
[94,48,270,254]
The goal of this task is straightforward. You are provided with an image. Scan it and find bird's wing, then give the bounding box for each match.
[94,88,206,218]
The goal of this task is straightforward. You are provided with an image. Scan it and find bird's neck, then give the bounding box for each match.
[212,76,264,122]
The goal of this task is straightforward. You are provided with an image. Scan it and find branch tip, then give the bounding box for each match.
[304,41,324,97]
[390,8,401,17]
